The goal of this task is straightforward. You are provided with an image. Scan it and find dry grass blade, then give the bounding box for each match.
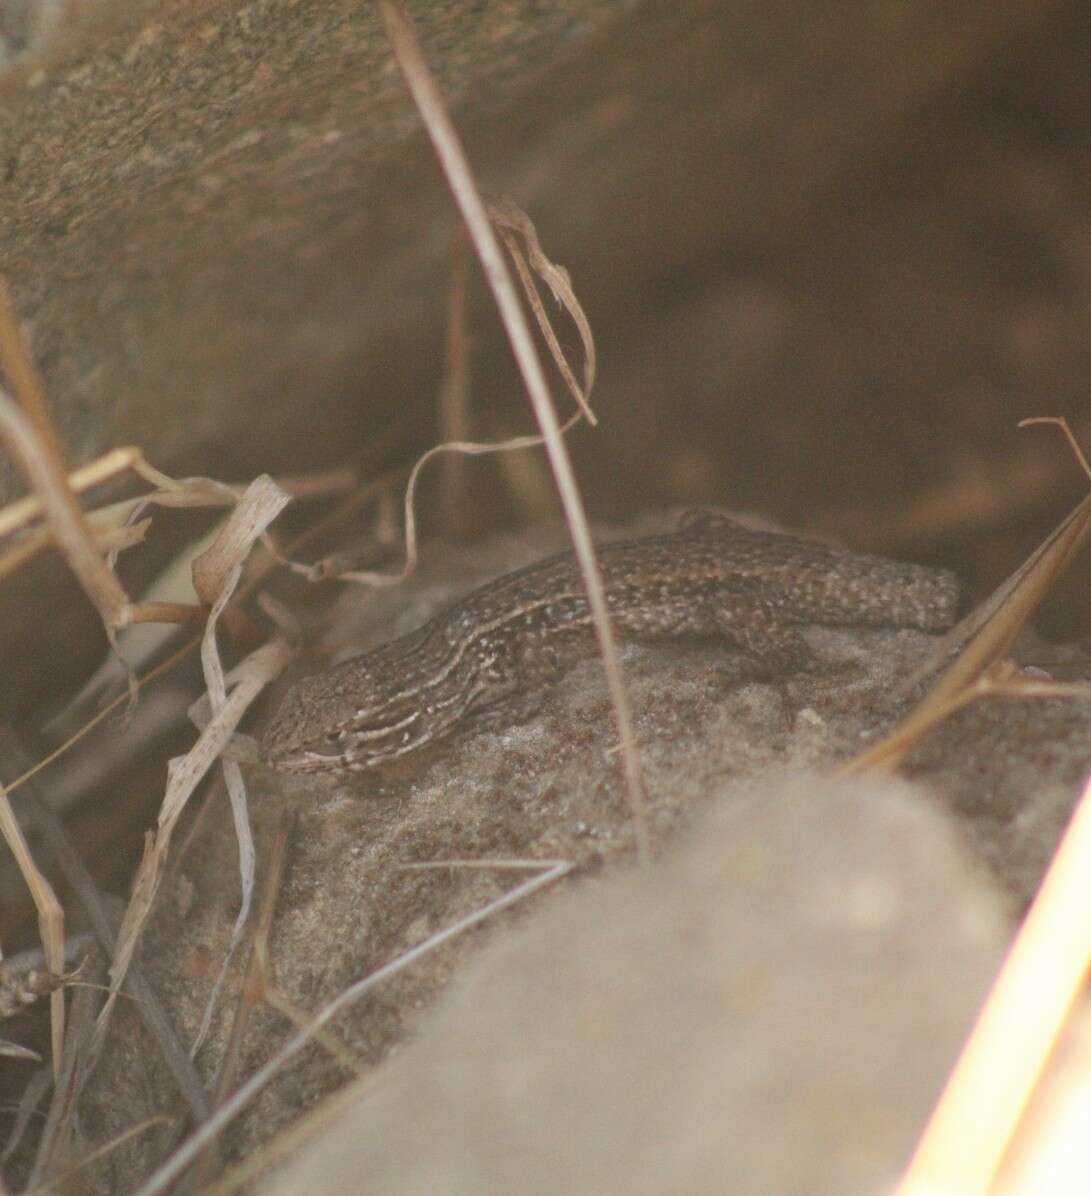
[58,517,237,734]
[489,196,597,425]
[0,1039,42,1061]
[189,479,292,1057]
[209,812,296,1111]
[0,786,64,1075]
[377,0,649,861]
[187,810,299,1191]
[4,724,213,1124]
[0,445,143,541]
[0,443,238,564]
[896,770,1091,1196]
[0,279,67,473]
[0,445,238,593]
[842,492,1091,774]
[261,989,364,1077]
[0,307,294,1102]
[5,468,310,805]
[98,635,292,1043]
[0,508,150,586]
[97,476,291,1048]
[1019,416,1091,478]
[0,388,131,631]
[0,283,133,630]
[287,214,598,579]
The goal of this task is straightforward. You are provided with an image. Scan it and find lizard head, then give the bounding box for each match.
[261,654,468,774]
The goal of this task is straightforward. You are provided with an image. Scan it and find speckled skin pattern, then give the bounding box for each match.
[262,514,962,773]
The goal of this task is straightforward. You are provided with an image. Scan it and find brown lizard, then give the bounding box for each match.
[263,513,961,774]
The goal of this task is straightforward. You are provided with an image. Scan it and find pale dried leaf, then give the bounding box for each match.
[99,477,293,1045]
[192,474,290,604]
[489,196,597,421]
[99,637,291,1039]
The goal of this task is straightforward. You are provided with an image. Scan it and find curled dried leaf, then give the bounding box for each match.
[490,196,597,424]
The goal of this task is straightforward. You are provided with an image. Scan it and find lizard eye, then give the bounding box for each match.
[304,729,351,763]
